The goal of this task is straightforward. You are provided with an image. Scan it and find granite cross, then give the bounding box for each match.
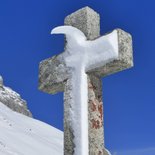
[39,7,133,155]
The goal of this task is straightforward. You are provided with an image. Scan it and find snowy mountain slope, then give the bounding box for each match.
[0,102,63,155]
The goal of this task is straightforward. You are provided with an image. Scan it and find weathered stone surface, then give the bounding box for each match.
[64,7,100,40]
[39,55,68,94]
[0,76,32,117]
[64,79,74,155]
[88,75,104,154]
[87,29,133,77]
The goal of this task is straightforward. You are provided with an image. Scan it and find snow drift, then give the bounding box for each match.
[0,102,63,155]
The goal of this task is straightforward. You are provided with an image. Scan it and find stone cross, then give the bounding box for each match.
[39,7,133,155]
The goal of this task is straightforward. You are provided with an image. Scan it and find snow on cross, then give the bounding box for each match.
[51,25,118,155]
[52,26,118,155]
[39,7,133,155]
[51,26,118,70]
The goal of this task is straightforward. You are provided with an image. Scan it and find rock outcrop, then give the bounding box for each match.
[0,76,32,117]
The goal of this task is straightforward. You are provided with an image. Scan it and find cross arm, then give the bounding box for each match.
[87,29,133,77]
[39,54,69,94]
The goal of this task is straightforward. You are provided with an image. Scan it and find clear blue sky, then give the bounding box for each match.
[0,0,155,154]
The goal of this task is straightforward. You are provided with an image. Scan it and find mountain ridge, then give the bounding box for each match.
[0,76,32,117]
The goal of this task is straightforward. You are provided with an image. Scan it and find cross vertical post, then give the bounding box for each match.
[64,7,108,155]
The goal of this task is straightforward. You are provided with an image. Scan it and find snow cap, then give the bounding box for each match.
[51,26,86,41]
[0,75,3,86]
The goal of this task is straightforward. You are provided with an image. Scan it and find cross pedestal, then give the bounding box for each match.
[39,7,133,155]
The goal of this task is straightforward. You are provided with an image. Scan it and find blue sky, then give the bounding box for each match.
[0,0,155,154]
